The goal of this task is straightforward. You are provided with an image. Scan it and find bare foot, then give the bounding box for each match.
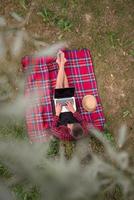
[56,50,67,68]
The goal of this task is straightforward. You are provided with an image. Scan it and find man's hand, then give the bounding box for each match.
[55,103,62,116]
[66,101,75,113]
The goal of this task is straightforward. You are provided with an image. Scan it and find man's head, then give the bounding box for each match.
[67,123,84,139]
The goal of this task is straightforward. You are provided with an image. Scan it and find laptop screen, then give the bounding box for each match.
[54,87,75,98]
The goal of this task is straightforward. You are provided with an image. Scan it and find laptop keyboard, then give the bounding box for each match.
[56,98,74,106]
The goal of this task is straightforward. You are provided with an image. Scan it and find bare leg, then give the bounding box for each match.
[55,50,69,88]
[55,66,65,89]
[63,71,69,88]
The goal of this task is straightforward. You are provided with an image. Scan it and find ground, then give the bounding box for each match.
[0,0,134,199]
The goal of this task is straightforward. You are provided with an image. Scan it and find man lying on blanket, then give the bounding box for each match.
[51,51,92,141]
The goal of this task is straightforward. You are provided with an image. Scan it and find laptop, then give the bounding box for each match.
[54,87,76,113]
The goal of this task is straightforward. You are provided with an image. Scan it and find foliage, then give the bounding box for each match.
[61,141,75,159]
[0,119,27,139]
[122,110,131,118]
[47,139,75,159]
[47,138,60,157]
[0,0,133,199]
[13,185,40,200]
[106,31,120,48]
[128,49,134,57]
[104,129,115,146]
[55,18,72,31]
[0,127,134,200]
[0,162,11,178]
[37,8,54,23]
[19,0,29,10]
[37,7,72,31]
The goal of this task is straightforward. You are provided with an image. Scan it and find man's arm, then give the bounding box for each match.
[52,115,60,127]
[51,103,74,141]
[66,101,92,135]
[73,111,83,122]
[51,125,74,141]
[51,102,61,127]
[73,111,90,136]
[51,115,74,141]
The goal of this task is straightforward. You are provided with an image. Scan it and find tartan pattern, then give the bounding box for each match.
[51,111,90,141]
[21,48,105,142]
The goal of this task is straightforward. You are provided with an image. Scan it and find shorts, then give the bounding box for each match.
[58,112,78,126]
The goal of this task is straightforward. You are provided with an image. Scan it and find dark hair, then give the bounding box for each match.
[72,123,84,138]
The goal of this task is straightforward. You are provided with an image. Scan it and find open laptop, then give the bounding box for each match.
[54,87,76,113]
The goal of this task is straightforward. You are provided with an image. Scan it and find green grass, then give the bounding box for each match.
[0,119,27,139]
[0,0,133,199]
[37,7,73,31]
[0,162,11,178]
[62,141,75,159]
[122,110,131,118]
[103,124,115,146]
[54,17,72,31]
[106,31,120,48]
[18,0,29,10]
[128,49,134,57]
[37,8,54,23]
[47,138,60,157]
[13,185,40,200]
[47,138,74,159]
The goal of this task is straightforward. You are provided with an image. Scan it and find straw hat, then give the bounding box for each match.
[82,95,97,112]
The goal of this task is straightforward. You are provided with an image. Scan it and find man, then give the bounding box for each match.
[51,51,91,141]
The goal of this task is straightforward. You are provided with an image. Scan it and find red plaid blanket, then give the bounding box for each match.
[22,48,105,142]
